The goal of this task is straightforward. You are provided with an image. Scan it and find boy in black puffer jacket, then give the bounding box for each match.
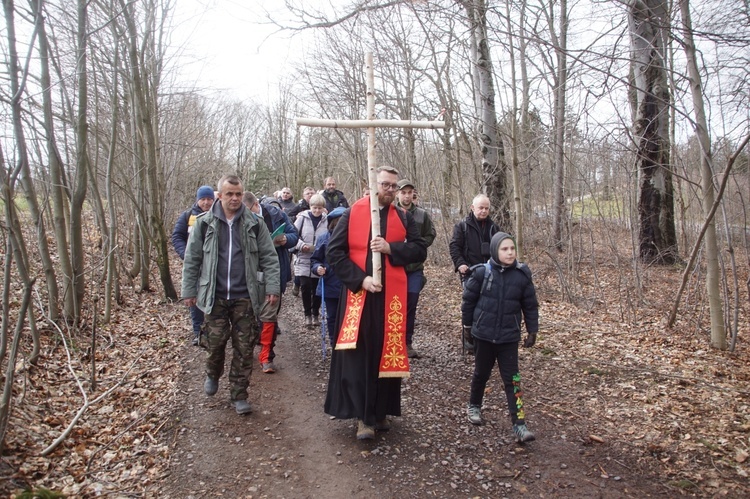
[461,232,539,443]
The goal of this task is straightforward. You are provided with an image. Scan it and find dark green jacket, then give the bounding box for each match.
[181,202,280,316]
[396,202,436,273]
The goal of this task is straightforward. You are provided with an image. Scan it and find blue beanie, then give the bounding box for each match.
[327,207,346,220]
[196,185,215,201]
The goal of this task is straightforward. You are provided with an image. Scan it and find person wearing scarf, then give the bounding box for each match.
[324,167,427,440]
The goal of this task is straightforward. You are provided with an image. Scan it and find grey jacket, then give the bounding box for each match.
[181,201,280,317]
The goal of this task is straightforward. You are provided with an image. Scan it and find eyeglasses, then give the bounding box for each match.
[378,182,399,191]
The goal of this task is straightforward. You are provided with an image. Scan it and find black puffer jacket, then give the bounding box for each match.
[461,232,539,344]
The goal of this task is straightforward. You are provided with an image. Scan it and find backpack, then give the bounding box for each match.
[476,260,531,295]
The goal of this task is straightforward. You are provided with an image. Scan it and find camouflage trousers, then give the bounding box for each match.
[202,298,259,401]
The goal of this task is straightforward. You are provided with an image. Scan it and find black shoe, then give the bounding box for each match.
[204,377,218,396]
[233,399,252,415]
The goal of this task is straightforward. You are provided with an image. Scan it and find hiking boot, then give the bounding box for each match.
[312,315,320,326]
[467,404,483,425]
[375,418,391,432]
[233,399,252,415]
[513,423,536,443]
[292,284,300,297]
[261,362,276,374]
[356,420,375,440]
[305,315,313,328]
[407,345,419,358]
[204,377,218,396]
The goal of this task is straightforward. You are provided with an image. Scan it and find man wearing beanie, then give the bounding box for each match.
[172,185,215,345]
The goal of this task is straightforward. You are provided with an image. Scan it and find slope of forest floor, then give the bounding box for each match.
[1,247,749,498]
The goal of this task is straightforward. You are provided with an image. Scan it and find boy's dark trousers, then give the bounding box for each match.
[469,338,523,424]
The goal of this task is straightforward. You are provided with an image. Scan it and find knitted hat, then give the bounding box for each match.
[196,185,215,201]
[489,232,516,266]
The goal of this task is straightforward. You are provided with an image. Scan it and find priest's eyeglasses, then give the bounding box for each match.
[378,182,399,191]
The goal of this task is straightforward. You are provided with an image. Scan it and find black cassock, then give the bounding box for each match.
[324,204,427,426]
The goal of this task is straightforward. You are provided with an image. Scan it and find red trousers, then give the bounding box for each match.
[258,321,277,364]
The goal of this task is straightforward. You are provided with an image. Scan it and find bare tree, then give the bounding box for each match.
[118,0,177,300]
[460,0,509,227]
[678,0,724,348]
[628,0,678,264]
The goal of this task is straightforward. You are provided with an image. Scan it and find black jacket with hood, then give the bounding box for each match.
[461,232,539,344]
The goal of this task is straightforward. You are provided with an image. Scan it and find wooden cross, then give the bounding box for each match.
[295,52,445,285]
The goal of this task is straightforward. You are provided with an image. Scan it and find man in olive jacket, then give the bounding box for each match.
[182,175,280,415]
[395,179,436,358]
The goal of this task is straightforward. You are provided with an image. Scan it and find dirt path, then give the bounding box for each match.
[159,282,676,498]
[160,313,375,497]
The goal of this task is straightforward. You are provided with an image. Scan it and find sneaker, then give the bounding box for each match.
[305,316,313,328]
[292,284,300,297]
[356,420,375,440]
[407,345,419,358]
[467,404,482,425]
[191,335,199,346]
[204,377,218,396]
[261,362,276,374]
[233,399,253,415]
[312,315,320,326]
[513,423,536,443]
[375,418,391,432]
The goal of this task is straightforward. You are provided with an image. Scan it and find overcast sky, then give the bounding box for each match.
[170,0,306,102]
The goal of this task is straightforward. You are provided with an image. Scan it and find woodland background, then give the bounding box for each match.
[0,0,749,495]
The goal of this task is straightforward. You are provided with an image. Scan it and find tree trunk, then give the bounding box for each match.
[629,0,678,264]
[550,0,569,251]
[679,0,725,349]
[3,0,42,361]
[119,0,176,300]
[505,0,524,258]
[462,0,508,227]
[68,0,89,323]
[31,0,64,322]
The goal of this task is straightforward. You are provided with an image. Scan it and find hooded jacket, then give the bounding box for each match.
[172,202,206,260]
[461,232,539,344]
[181,201,280,316]
[293,209,329,277]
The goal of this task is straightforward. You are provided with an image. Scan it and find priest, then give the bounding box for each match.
[324,166,427,440]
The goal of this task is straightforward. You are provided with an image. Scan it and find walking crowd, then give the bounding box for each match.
[174,171,539,443]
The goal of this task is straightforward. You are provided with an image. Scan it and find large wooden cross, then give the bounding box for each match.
[295,52,445,285]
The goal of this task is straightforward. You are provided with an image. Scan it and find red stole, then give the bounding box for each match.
[336,197,410,378]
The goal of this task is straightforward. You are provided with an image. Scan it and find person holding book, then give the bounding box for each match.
[293,194,329,327]
[243,192,299,373]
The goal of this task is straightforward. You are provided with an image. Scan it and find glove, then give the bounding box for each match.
[523,333,537,348]
[462,325,474,349]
